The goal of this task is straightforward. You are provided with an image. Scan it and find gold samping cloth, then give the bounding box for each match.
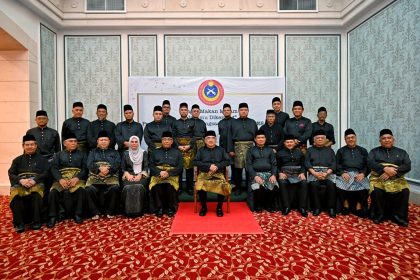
[195,138,205,152]
[10,172,44,202]
[234,141,254,168]
[86,161,119,187]
[51,167,86,193]
[195,171,231,196]
[177,137,195,169]
[149,165,180,191]
[369,163,409,193]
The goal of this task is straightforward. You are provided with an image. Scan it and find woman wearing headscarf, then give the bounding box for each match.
[121,136,149,217]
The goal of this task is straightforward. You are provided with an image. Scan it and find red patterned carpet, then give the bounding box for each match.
[0,195,419,279]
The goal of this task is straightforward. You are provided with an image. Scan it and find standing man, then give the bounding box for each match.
[61,102,90,154]
[162,100,177,128]
[218,103,236,187]
[194,130,231,217]
[259,109,284,152]
[8,134,49,232]
[277,134,308,217]
[149,131,183,217]
[246,130,278,212]
[48,132,87,227]
[272,97,289,127]
[368,129,411,227]
[284,101,312,154]
[173,103,196,195]
[305,130,337,218]
[87,104,116,150]
[27,110,61,161]
[230,103,258,195]
[85,131,121,219]
[310,107,335,147]
[115,104,144,155]
[191,104,207,151]
[144,105,172,153]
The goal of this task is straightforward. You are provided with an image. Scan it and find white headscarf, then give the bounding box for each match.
[128,136,144,174]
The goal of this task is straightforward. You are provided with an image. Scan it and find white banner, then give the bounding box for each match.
[128,77,285,147]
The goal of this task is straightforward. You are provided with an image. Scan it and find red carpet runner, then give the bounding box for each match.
[0,195,419,279]
[170,202,264,235]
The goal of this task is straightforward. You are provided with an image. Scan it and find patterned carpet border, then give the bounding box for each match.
[0,196,419,279]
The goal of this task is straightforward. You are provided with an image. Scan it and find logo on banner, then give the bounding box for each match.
[198,80,224,106]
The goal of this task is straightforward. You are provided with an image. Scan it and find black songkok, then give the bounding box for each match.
[293,101,303,108]
[97,104,107,111]
[272,97,281,103]
[162,131,173,138]
[179,102,188,108]
[380,129,393,137]
[22,134,36,142]
[97,130,109,139]
[191,104,200,110]
[313,130,326,137]
[63,132,77,141]
[162,100,170,106]
[284,134,295,141]
[344,129,356,137]
[223,103,231,109]
[153,105,162,112]
[239,103,248,109]
[36,110,48,117]
[266,109,275,115]
[255,129,265,137]
[318,107,327,113]
[205,130,216,137]
[123,104,133,112]
[73,102,84,108]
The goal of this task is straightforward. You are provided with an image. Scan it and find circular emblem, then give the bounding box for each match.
[198,80,224,106]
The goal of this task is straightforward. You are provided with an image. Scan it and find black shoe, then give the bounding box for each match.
[167,208,175,217]
[74,215,83,224]
[329,208,336,218]
[156,208,163,218]
[47,217,56,228]
[393,215,408,227]
[267,208,275,213]
[15,224,25,233]
[299,208,308,217]
[313,209,321,216]
[372,215,383,224]
[254,207,262,213]
[355,209,367,218]
[32,222,42,230]
[341,208,350,215]
[282,208,291,216]
[199,206,207,216]
[216,207,224,217]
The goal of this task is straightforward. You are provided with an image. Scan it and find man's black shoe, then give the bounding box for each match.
[313,209,321,216]
[329,208,336,218]
[282,208,291,216]
[74,215,83,224]
[47,217,56,228]
[393,215,408,227]
[341,208,350,215]
[156,208,163,218]
[372,215,383,224]
[15,224,25,233]
[199,206,207,216]
[167,208,175,217]
[32,222,42,230]
[216,207,224,217]
[299,208,308,217]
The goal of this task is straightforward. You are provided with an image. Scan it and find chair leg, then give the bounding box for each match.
[194,187,198,213]
[227,195,231,213]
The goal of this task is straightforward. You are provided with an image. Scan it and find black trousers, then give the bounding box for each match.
[198,190,224,207]
[253,187,278,210]
[48,188,85,218]
[86,184,120,216]
[233,168,249,190]
[151,183,177,211]
[370,188,409,221]
[10,193,42,226]
[278,180,308,210]
[179,168,194,191]
[336,188,368,213]
[309,179,336,210]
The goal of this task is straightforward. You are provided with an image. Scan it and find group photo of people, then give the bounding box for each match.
[9,97,412,233]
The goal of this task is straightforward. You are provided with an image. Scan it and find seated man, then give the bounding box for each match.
[85,131,121,219]
[193,130,230,217]
[305,130,337,218]
[368,129,411,227]
[336,129,369,217]
[149,131,183,218]
[246,130,278,212]
[277,134,308,217]
[48,132,88,227]
[8,134,49,233]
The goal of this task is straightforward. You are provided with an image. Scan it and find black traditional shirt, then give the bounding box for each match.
[275,111,290,128]
[336,145,369,176]
[246,145,277,177]
[276,147,306,173]
[27,126,61,158]
[121,150,149,174]
[284,116,312,146]
[51,149,88,181]
[259,122,284,150]
[87,119,116,150]
[193,146,230,172]
[87,148,121,176]
[8,152,49,186]
[310,121,335,146]
[230,117,258,151]
[61,117,90,142]
[192,117,207,138]
[173,118,196,147]
[115,120,143,151]
[149,147,183,177]
[367,146,411,177]
[143,121,172,150]
[218,117,234,153]
[162,115,176,128]
[305,146,336,172]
